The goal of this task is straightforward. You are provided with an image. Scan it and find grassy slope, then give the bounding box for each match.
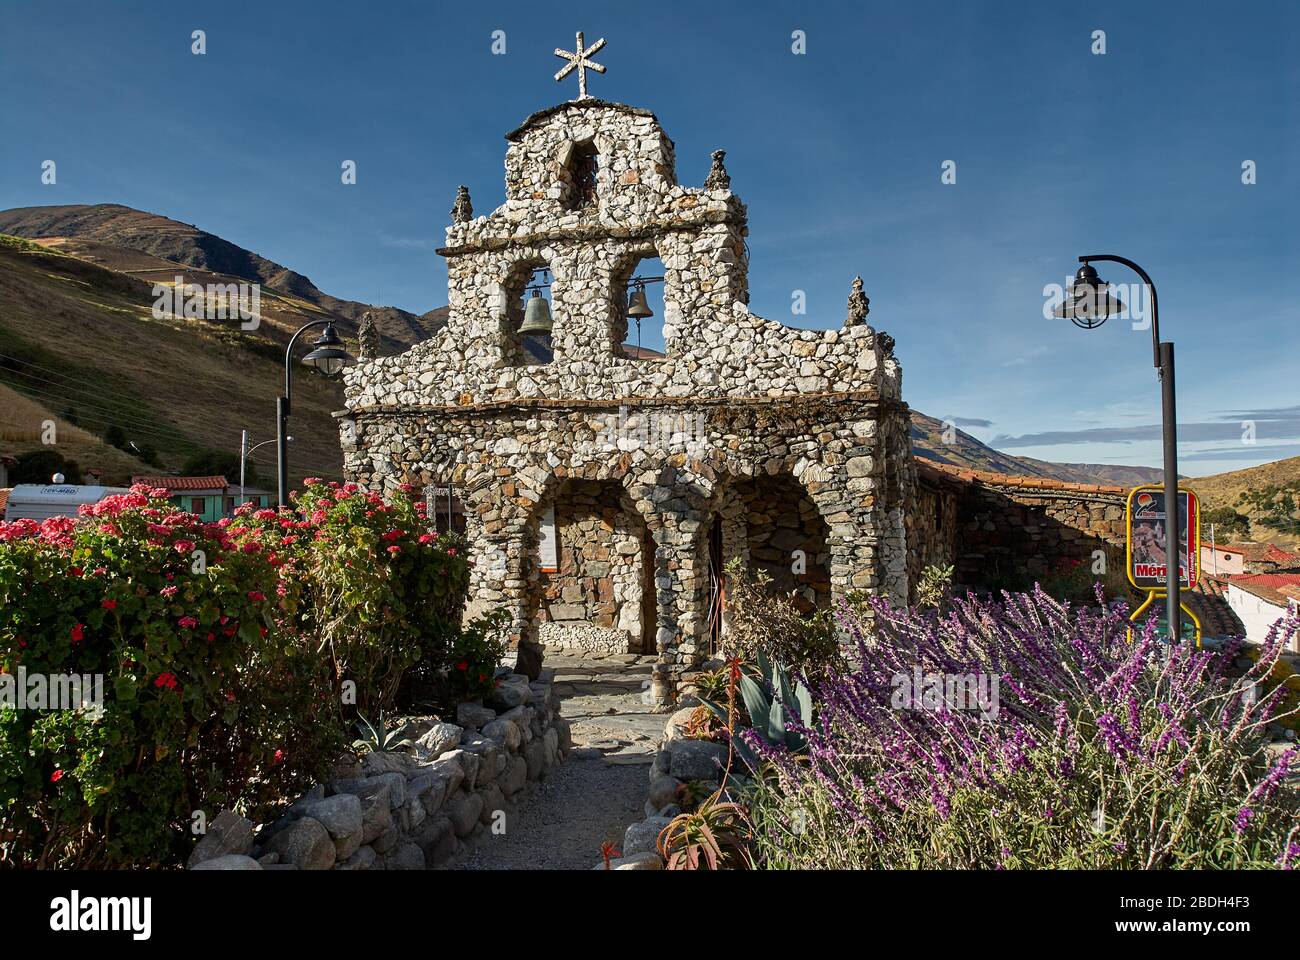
[0,238,346,486]
[1187,456,1300,552]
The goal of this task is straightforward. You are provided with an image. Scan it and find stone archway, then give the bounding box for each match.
[526,476,655,656]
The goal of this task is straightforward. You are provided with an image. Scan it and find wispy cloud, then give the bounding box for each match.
[991,413,1300,449]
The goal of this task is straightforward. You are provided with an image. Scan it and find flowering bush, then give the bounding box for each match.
[0,487,342,867]
[743,587,1300,869]
[225,479,473,714]
[0,479,477,868]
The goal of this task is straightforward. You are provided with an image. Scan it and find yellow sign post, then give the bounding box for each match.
[1125,485,1202,647]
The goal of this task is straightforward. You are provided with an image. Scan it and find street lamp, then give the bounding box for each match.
[278,321,354,507]
[1053,254,1182,643]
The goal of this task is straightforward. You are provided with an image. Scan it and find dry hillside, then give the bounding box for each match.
[0,235,347,486]
[1187,456,1300,552]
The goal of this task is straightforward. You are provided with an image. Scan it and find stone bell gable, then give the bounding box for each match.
[339,97,914,705]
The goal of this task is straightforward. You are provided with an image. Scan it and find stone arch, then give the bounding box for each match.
[524,474,656,656]
[499,255,554,367]
[607,242,673,360]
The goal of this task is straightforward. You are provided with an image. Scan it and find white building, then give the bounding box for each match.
[1225,574,1300,649]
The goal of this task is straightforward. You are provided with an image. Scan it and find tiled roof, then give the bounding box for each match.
[1218,541,1300,565]
[131,475,229,492]
[915,456,1128,496]
[1226,572,1300,606]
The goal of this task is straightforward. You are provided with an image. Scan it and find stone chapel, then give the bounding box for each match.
[338,90,915,707]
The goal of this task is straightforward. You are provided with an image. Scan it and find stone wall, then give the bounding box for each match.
[913,458,1128,589]
[188,668,570,871]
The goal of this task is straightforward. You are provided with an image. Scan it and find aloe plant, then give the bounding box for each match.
[700,651,812,771]
[352,712,411,754]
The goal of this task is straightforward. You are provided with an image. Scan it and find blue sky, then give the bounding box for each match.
[2,0,1297,476]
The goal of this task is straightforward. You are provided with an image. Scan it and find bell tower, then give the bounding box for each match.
[435,94,749,391]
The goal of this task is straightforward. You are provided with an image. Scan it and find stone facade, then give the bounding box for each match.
[339,98,913,704]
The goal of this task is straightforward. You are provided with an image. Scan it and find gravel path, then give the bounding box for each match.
[451,747,646,870]
[448,652,666,871]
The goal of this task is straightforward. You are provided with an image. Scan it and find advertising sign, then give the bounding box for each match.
[1126,486,1199,590]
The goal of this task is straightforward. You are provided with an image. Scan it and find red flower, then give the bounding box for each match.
[154,672,179,691]
[69,566,83,577]
[247,591,266,603]
[70,623,84,644]
[456,660,469,671]
[178,616,199,629]
[101,599,117,611]
[50,769,64,783]
[273,749,285,764]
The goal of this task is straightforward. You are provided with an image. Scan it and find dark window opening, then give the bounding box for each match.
[565,142,600,210]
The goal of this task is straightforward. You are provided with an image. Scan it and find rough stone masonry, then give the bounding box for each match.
[338,97,914,706]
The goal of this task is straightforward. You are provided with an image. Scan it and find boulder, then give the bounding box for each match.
[361,750,418,777]
[191,854,262,871]
[337,845,377,871]
[501,755,528,797]
[385,841,426,871]
[447,791,484,837]
[623,816,673,857]
[553,716,573,757]
[416,722,462,759]
[456,702,497,730]
[487,674,532,711]
[264,816,336,870]
[482,718,521,750]
[668,740,728,781]
[648,775,683,810]
[415,816,457,865]
[477,783,506,826]
[187,809,255,868]
[372,825,400,855]
[299,794,363,860]
[664,707,697,741]
[522,739,546,781]
[359,789,393,845]
[442,749,480,792]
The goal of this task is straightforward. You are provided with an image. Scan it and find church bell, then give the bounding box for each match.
[626,286,653,319]
[518,288,553,335]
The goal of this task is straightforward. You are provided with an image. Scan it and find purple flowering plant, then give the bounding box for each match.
[744,586,1300,869]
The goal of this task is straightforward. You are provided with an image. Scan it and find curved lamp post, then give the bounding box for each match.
[277,321,354,507]
[1053,254,1181,643]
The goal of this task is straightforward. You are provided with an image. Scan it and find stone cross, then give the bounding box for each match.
[554,31,607,100]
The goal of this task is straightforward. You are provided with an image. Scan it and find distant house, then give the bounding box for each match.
[1224,573,1300,649]
[1202,540,1300,578]
[131,475,273,520]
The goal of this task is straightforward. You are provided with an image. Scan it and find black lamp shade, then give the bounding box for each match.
[1053,264,1127,328]
[301,323,354,378]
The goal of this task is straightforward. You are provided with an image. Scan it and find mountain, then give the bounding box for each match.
[0,204,443,349]
[0,232,352,486]
[1012,457,1166,487]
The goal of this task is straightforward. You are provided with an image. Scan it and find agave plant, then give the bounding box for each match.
[700,650,812,771]
[352,712,411,754]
